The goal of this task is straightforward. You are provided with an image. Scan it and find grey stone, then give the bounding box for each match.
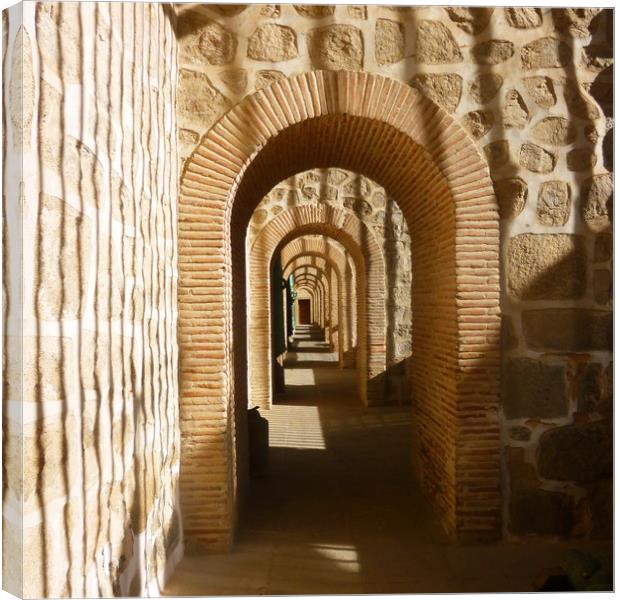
[461,110,494,139]
[469,73,503,104]
[552,8,602,37]
[502,89,529,129]
[519,143,556,174]
[503,358,567,419]
[375,19,405,66]
[494,177,528,220]
[415,20,462,64]
[444,7,492,34]
[505,7,542,29]
[521,37,572,69]
[293,5,335,17]
[581,173,612,232]
[472,39,515,65]
[523,76,556,108]
[410,73,463,113]
[537,421,612,482]
[532,117,577,146]
[537,181,571,226]
[522,309,612,351]
[177,11,237,65]
[307,25,363,70]
[248,24,298,62]
[564,81,600,121]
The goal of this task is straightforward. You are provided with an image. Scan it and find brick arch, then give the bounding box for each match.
[281,236,357,365]
[280,236,356,358]
[290,266,330,328]
[249,203,386,410]
[283,251,346,359]
[286,259,333,333]
[179,70,500,545]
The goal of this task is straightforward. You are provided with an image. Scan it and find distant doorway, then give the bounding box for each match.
[298,299,311,325]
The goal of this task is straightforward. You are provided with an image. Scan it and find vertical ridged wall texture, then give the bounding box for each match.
[2,2,181,596]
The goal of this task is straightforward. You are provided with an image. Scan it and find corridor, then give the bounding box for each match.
[164,326,610,595]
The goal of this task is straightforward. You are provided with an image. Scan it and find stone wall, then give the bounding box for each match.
[177,5,612,541]
[2,3,182,596]
[249,168,412,404]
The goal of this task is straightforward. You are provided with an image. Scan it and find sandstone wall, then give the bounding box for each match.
[249,168,413,404]
[177,5,612,540]
[2,3,182,596]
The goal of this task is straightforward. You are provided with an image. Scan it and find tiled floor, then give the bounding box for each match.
[164,326,612,595]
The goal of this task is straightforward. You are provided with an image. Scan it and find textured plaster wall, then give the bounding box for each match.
[249,168,413,404]
[2,2,182,596]
[177,5,612,540]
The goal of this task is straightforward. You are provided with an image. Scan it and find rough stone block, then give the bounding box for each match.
[494,177,528,219]
[521,37,572,69]
[461,110,494,139]
[444,7,492,34]
[522,76,556,108]
[469,73,502,104]
[505,7,542,28]
[522,309,612,351]
[581,173,612,232]
[248,24,298,62]
[532,117,577,145]
[415,20,462,64]
[410,73,462,113]
[567,148,596,171]
[503,357,567,419]
[502,89,529,129]
[536,181,571,226]
[519,143,556,174]
[537,421,612,482]
[507,234,586,300]
[375,18,405,66]
[177,11,237,65]
[307,25,363,70]
[472,39,515,65]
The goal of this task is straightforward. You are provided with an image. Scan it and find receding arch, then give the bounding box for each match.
[284,255,342,354]
[249,203,386,410]
[281,236,355,362]
[289,266,329,328]
[179,70,500,546]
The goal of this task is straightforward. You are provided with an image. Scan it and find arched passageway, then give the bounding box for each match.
[249,203,385,409]
[284,255,343,357]
[179,71,500,548]
[281,236,356,366]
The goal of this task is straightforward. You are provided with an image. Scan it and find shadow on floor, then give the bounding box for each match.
[164,326,612,595]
